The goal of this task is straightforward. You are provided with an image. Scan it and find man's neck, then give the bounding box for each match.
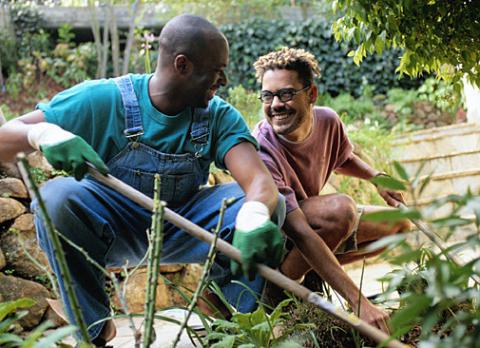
[282,111,314,143]
[148,73,187,116]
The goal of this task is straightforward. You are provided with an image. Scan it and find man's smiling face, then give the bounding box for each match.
[261,69,314,142]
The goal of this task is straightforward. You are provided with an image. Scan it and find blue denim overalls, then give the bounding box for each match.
[33,75,285,341]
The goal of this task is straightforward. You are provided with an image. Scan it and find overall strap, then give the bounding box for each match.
[113,75,144,141]
[190,106,210,157]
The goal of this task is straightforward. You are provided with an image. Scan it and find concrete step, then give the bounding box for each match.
[392,122,476,145]
[393,128,480,161]
[399,149,480,177]
[408,168,480,202]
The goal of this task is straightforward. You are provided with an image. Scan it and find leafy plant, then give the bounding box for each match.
[417,78,461,115]
[363,163,480,347]
[226,85,263,129]
[332,1,479,89]
[207,299,308,347]
[0,298,77,348]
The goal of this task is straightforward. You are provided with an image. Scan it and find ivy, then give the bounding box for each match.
[221,18,422,97]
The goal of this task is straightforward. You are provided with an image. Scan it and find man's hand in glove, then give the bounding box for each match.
[231,201,284,280]
[27,123,108,180]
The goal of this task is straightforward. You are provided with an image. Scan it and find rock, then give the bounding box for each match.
[0,162,21,179]
[1,214,50,278]
[113,264,203,313]
[0,248,5,270]
[0,178,29,199]
[43,303,68,328]
[159,264,184,273]
[0,197,26,224]
[0,273,50,329]
[27,151,53,175]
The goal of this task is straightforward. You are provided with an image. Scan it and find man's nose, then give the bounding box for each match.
[219,71,228,86]
[271,95,285,110]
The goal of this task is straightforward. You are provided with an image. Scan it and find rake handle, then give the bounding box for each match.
[88,166,407,348]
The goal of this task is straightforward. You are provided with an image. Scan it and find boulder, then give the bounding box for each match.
[1,214,50,278]
[0,197,26,224]
[0,162,22,179]
[0,273,50,329]
[0,178,29,199]
[113,264,203,313]
[27,151,53,176]
[159,264,184,273]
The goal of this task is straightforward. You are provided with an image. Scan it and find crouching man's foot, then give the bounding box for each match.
[197,288,232,320]
[91,319,116,347]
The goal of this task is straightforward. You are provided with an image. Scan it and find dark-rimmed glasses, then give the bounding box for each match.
[259,85,310,104]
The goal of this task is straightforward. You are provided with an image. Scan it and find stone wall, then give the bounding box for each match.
[0,153,203,331]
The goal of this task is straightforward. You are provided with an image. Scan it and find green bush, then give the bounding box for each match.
[221,18,422,97]
[226,85,263,129]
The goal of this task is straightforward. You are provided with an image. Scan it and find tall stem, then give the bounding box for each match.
[172,198,229,348]
[142,174,165,347]
[17,154,91,345]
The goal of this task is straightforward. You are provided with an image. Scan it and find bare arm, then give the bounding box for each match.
[335,154,404,207]
[335,154,378,179]
[224,142,278,214]
[285,208,390,333]
[0,110,46,162]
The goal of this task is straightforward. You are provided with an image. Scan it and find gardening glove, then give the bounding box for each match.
[231,201,284,280]
[27,122,108,180]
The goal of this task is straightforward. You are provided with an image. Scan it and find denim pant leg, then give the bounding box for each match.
[32,177,155,340]
[166,183,286,313]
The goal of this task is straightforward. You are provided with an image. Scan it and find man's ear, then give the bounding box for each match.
[309,84,318,104]
[173,54,193,75]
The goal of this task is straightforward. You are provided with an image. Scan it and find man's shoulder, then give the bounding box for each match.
[314,106,341,121]
[252,119,274,141]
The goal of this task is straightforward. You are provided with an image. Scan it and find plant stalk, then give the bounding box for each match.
[17,154,91,345]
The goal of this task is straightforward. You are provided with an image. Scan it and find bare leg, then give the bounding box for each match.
[280,194,357,280]
[337,205,413,265]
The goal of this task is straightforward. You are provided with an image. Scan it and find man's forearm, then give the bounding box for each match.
[285,210,367,309]
[0,110,46,162]
[335,154,379,180]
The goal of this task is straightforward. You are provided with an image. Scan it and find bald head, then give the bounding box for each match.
[158,14,227,67]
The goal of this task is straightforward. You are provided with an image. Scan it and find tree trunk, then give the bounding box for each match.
[88,1,103,78]
[100,5,110,78]
[108,1,120,77]
[122,0,142,75]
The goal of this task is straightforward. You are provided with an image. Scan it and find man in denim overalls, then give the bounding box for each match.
[0,15,285,346]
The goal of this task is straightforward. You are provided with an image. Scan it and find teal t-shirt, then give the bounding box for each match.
[37,74,257,172]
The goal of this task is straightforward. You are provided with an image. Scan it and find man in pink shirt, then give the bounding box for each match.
[252,47,411,333]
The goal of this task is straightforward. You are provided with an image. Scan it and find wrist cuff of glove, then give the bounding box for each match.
[27,123,76,150]
[235,201,269,231]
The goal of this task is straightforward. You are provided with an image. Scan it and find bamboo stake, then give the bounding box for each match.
[88,166,408,348]
[17,154,91,346]
[399,203,480,286]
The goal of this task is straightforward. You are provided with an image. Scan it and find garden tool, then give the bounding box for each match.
[399,203,480,286]
[85,165,408,348]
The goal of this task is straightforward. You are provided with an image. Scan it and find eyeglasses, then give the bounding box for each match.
[259,85,310,104]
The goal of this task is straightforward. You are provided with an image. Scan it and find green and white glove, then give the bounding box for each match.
[231,201,284,280]
[27,123,109,180]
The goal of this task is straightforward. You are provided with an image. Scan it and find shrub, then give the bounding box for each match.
[226,85,263,129]
[221,18,422,97]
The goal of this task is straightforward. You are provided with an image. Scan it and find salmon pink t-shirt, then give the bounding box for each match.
[252,107,353,213]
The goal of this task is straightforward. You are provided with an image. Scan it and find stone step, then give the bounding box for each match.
[393,128,480,161]
[409,168,480,202]
[392,122,477,145]
[398,149,480,177]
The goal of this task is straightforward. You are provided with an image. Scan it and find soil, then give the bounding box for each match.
[0,77,65,116]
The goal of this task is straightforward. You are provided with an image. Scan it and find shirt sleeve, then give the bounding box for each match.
[210,98,259,169]
[260,152,300,214]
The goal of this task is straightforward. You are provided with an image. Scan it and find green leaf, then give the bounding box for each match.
[392,161,409,181]
[211,335,235,348]
[274,340,304,348]
[364,234,406,252]
[370,175,406,191]
[0,298,36,322]
[390,294,431,330]
[362,208,421,222]
[34,325,78,348]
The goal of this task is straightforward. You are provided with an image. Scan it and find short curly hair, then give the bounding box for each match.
[254,47,321,86]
